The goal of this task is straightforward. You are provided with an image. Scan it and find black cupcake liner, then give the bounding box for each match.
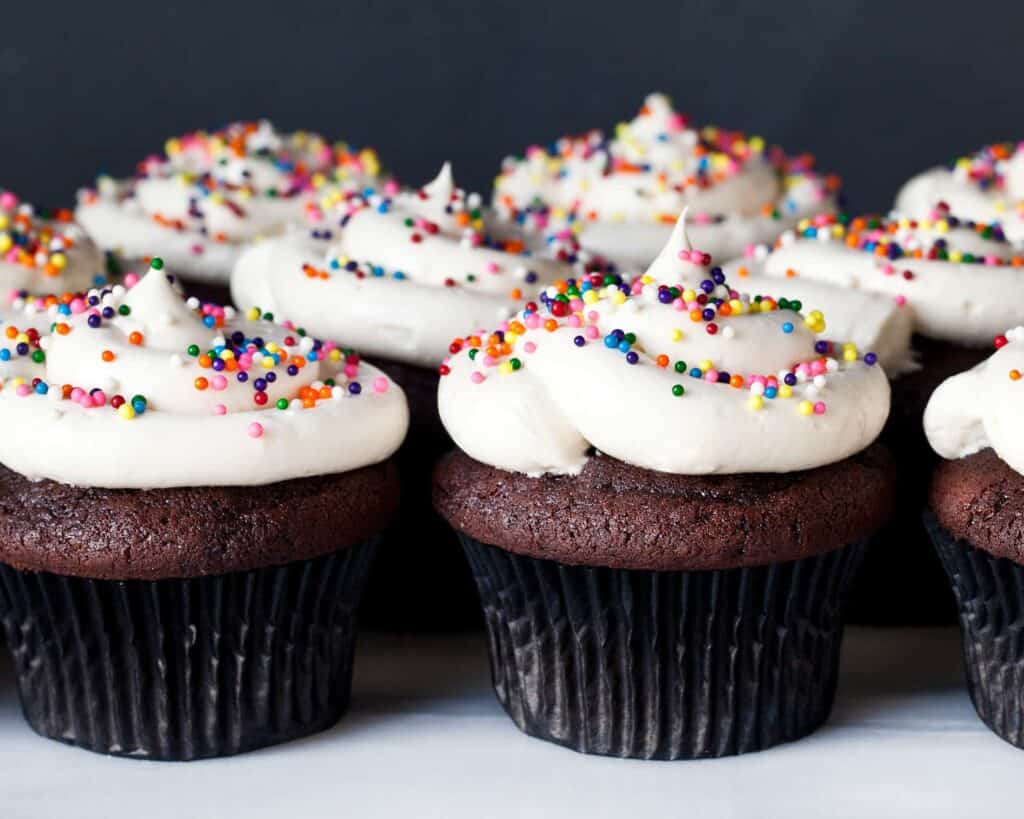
[460,535,865,759]
[0,540,376,761]
[926,512,1024,748]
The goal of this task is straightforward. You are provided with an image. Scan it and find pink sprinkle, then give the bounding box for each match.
[15,384,30,397]
[470,372,485,384]
[191,244,204,256]
[214,404,227,415]
[704,370,718,382]
[124,272,140,288]
[567,314,582,328]
[373,376,389,393]
[247,422,263,438]
[813,402,827,415]
[880,264,894,276]
[587,311,600,322]
[673,298,685,311]
[895,294,907,307]
[384,180,400,196]
[0,192,18,210]
[584,326,599,340]
[211,375,227,391]
[810,360,826,376]
[69,299,86,314]
[70,387,85,401]
[92,390,107,407]
[486,262,500,274]
[344,364,358,378]
[524,341,538,353]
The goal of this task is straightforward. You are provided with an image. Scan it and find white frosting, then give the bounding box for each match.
[438,212,890,477]
[721,257,915,376]
[76,122,383,285]
[0,191,104,294]
[925,326,1024,472]
[231,164,583,368]
[0,264,408,488]
[493,93,837,268]
[760,212,1024,347]
[896,143,1024,243]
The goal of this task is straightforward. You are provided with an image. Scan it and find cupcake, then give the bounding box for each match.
[493,92,839,271]
[231,162,592,630]
[0,262,408,759]
[433,213,894,759]
[924,326,1024,748]
[896,141,1024,243]
[75,121,382,303]
[744,211,1024,622]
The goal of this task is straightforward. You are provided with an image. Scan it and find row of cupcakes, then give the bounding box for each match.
[0,93,1020,759]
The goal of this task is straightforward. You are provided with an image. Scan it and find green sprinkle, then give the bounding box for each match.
[672,384,685,397]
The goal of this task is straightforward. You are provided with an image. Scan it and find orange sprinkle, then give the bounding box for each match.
[785,268,797,278]
[1010,369,1022,381]
[101,350,115,362]
[198,354,213,368]
[128,331,144,346]
[194,377,209,390]
[737,266,749,278]
[656,354,669,368]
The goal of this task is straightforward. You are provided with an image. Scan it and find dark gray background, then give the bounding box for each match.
[2,0,1021,212]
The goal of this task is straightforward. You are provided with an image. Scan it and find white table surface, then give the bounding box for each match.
[0,626,1019,819]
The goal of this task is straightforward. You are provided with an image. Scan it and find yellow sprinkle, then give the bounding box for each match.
[583,290,599,304]
[699,359,712,373]
[499,361,513,375]
[749,395,764,410]
[779,385,793,399]
[118,404,136,420]
[670,328,683,342]
[246,307,260,321]
[611,290,626,305]
[682,289,697,302]
[0,233,11,253]
[329,349,342,361]
[798,400,814,416]
[640,274,654,285]
[261,356,275,369]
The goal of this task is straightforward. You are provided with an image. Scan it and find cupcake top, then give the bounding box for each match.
[493,93,838,267]
[76,121,383,284]
[231,163,587,368]
[0,260,408,488]
[437,212,889,477]
[896,141,1024,243]
[756,209,1024,348]
[0,190,105,295]
[925,327,1024,474]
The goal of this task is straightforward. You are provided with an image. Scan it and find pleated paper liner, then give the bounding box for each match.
[0,539,376,761]
[460,535,865,760]
[926,511,1024,749]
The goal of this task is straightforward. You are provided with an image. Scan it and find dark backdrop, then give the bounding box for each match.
[2,0,1022,213]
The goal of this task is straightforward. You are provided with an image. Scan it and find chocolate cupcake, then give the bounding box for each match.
[0,261,408,760]
[739,210,1024,623]
[231,162,596,629]
[75,121,383,304]
[433,213,894,759]
[924,326,1024,748]
[493,92,840,271]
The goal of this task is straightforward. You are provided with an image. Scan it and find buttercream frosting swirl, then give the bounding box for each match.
[231,163,588,368]
[0,260,408,488]
[897,142,1024,243]
[0,190,104,295]
[756,209,1024,347]
[925,327,1024,473]
[493,93,838,269]
[437,212,889,476]
[76,121,383,284]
